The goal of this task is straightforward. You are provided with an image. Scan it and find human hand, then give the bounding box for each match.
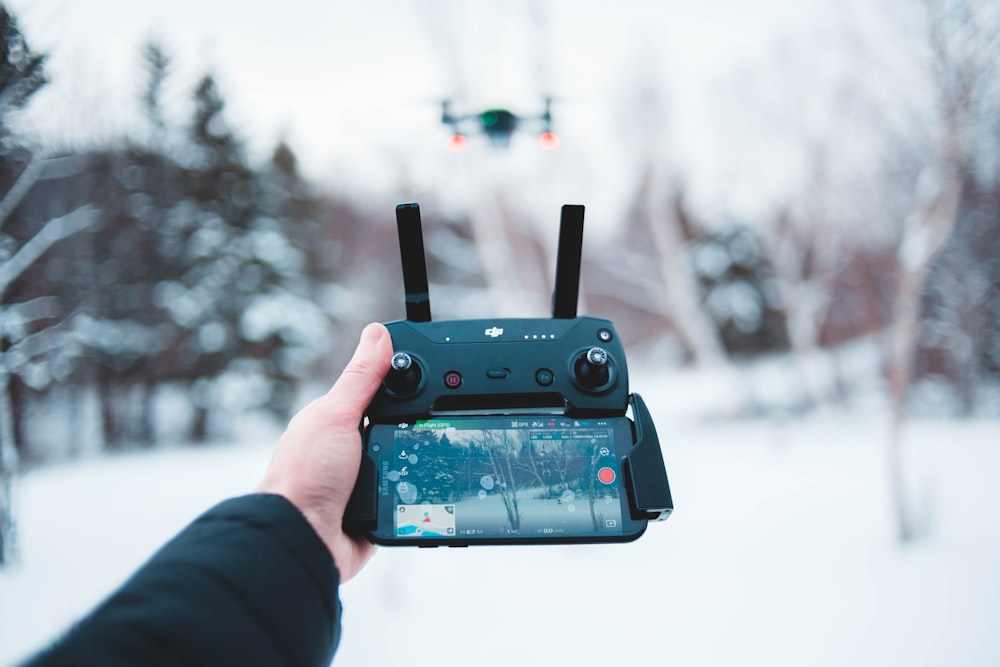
[257,322,392,582]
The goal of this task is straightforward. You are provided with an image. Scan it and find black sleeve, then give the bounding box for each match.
[23,494,341,667]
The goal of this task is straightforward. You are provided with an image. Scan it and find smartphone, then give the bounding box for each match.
[363,416,647,546]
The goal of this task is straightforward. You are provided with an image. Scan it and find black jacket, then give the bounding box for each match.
[24,494,341,666]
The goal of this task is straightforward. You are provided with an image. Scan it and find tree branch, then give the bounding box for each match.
[0,205,98,297]
[0,155,43,231]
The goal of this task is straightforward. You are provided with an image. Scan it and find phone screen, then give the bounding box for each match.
[365,416,645,544]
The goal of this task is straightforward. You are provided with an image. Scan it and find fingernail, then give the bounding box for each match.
[362,323,383,343]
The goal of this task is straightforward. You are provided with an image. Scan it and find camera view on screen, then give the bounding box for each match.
[371,418,627,539]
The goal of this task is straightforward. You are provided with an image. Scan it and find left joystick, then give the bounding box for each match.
[385,352,423,397]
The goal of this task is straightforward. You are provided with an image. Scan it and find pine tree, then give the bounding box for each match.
[255,140,333,416]
[0,6,46,148]
[175,74,291,438]
[140,41,170,148]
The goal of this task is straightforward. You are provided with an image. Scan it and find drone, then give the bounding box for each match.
[440,98,560,151]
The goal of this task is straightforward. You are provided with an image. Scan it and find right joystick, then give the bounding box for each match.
[574,347,611,391]
[385,352,423,397]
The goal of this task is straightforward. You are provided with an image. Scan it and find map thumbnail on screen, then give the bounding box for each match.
[396,504,457,537]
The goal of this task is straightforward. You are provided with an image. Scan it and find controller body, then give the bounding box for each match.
[343,203,672,542]
[371,316,627,421]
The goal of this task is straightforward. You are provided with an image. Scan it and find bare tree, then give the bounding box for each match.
[764,125,861,407]
[464,179,530,317]
[0,5,49,566]
[881,0,998,541]
[0,160,97,566]
[619,74,726,365]
[480,430,523,532]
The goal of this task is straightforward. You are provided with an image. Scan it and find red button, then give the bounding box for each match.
[444,371,462,389]
[597,467,616,484]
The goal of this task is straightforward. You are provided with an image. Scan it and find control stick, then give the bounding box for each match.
[573,347,610,390]
[385,352,422,396]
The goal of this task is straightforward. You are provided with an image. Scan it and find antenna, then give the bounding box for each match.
[551,204,585,319]
[395,203,432,322]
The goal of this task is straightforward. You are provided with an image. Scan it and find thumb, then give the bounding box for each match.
[323,323,393,423]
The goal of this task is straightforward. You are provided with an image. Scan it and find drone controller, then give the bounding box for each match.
[344,204,672,545]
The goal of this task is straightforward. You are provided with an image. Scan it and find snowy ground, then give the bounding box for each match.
[2,366,999,666]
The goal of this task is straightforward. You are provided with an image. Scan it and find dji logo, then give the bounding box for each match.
[484,326,504,338]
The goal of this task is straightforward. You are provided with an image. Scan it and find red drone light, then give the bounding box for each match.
[539,131,560,150]
[446,133,468,152]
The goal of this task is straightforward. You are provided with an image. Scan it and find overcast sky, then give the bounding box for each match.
[8,0,839,228]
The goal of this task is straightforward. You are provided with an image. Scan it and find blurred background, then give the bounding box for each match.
[0,0,998,665]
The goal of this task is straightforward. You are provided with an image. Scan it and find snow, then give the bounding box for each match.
[2,370,999,666]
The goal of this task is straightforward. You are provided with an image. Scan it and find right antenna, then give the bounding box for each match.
[551,204,585,319]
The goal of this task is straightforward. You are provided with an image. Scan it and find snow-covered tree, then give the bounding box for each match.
[872,0,1000,541]
[0,4,51,566]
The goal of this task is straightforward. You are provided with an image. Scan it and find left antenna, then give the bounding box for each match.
[396,203,432,322]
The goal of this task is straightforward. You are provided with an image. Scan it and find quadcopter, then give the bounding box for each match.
[440,98,560,151]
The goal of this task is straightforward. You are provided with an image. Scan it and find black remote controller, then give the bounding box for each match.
[344,203,672,543]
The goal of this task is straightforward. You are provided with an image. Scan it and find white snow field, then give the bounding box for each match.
[1,367,999,666]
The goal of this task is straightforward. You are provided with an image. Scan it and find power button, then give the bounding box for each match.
[444,371,463,389]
